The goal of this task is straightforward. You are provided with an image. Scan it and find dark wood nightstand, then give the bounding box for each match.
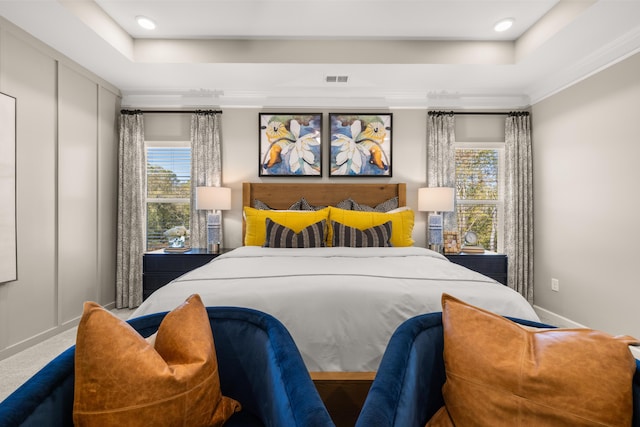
[142,248,232,300]
[444,251,508,285]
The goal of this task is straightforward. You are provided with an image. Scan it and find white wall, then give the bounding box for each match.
[145,112,505,251]
[532,52,640,338]
[144,111,505,260]
[0,18,120,359]
[145,109,433,248]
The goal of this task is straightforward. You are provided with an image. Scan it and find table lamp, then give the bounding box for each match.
[196,186,231,253]
[418,187,455,253]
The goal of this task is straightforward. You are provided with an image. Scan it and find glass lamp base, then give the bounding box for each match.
[428,244,443,254]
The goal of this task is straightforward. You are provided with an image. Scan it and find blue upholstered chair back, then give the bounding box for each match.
[356,312,640,427]
[0,306,335,427]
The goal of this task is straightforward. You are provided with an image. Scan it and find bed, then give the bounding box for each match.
[132,182,539,425]
[133,246,538,370]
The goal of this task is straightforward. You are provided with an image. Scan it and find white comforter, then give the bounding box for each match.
[132,246,539,372]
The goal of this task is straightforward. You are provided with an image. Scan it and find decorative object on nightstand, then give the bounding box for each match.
[418,187,455,253]
[196,186,231,253]
[461,246,485,253]
[443,231,461,254]
[461,230,485,253]
[163,225,190,252]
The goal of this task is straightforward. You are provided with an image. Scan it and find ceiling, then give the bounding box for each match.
[0,0,639,109]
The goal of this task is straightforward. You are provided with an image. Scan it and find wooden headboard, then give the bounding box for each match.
[242,182,406,209]
[242,182,407,241]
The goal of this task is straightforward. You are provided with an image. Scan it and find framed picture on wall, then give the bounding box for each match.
[329,113,392,177]
[0,92,17,283]
[258,113,322,176]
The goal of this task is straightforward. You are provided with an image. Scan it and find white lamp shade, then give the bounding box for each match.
[418,187,455,212]
[196,187,231,210]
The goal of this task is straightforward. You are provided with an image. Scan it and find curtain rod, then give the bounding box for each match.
[428,110,529,116]
[120,109,222,115]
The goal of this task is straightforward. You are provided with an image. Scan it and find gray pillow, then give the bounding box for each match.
[252,199,274,210]
[289,197,326,211]
[336,197,399,212]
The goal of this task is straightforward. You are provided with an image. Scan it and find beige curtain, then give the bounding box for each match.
[190,111,223,248]
[116,111,146,308]
[427,112,457,230]
[505,113,534,303]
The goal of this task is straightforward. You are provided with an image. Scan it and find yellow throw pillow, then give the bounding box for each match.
[244,206,330,246]
[327,206,414,247]
[426,294,639,427]
[73,294,241,427]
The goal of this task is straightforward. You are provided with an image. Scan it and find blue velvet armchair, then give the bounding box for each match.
[355,312,640,427]
[0,306,335,427]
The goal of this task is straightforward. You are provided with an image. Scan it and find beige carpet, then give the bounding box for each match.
[0,308,134,403]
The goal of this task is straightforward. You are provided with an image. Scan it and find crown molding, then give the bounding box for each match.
[527,25,640,105]
[122,89,531,110]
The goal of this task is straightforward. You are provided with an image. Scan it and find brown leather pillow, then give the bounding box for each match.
[426,294,638,427]
[73,294,241,427]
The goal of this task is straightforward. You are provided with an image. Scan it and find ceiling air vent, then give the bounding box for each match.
[325,75,349,83]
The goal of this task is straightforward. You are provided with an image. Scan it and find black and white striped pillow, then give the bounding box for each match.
[331,221,393,247]
[263,218,326,248]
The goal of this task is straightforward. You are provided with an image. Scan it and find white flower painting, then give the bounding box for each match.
[330,114,392,177]
[259,113,322,176]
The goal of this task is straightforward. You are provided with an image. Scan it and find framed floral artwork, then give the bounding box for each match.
[259,113,322,176]
[329,113,392,177]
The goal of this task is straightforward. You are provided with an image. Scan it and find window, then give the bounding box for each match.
[454,142,505,252]
[146,141,191,250]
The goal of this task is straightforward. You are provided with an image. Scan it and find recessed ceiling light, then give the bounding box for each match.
[494,18,514,32]
[136,16,156,30]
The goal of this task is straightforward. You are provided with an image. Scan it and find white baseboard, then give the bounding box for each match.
[533,305,640,360]
[532,305,588,329]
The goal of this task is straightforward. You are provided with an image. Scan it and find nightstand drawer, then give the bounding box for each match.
[143,254,214,273]
[142,248,232,300]
[143,273,185,299]
[445,252,508,285]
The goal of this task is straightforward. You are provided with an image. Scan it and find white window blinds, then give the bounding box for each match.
[146,142,191,250]
[454,144,504,252]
